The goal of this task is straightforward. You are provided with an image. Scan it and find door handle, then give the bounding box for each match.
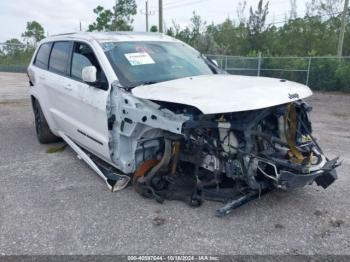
[64,84,73,90]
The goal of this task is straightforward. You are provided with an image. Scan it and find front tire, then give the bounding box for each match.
[32,99,60,144]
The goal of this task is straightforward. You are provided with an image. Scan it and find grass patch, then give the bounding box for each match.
[46,144,67,154]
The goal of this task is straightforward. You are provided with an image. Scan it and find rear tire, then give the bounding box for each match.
[32,99,61,144]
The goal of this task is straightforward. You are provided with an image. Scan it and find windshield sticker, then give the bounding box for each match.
[124,52,155,66]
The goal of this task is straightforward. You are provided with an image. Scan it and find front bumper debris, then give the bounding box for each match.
[278,157,339,189]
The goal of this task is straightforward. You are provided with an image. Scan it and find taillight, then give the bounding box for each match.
[27,68,35,86]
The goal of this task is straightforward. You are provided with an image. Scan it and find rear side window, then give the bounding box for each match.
[34,43,52,69]
[49,42,71,75]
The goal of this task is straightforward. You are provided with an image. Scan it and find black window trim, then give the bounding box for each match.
[68,41,109,89]
[48,41,73,77]
[32,40,109,91]
[33,42,53,70]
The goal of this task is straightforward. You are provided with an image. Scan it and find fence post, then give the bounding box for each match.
[306,57,312,86]
[225,56,228,71]
[257,52,262,77]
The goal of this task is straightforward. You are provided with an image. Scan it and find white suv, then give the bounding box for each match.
[28,32,339,215]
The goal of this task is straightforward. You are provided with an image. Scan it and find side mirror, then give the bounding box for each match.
[82,66,97,83]
[82,66,109,91]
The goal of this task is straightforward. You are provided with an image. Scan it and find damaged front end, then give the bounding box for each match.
[132,101,340,216]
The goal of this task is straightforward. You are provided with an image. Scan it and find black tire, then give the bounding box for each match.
[32,99,61,144]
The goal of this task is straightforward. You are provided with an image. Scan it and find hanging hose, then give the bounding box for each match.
[142,138,172,186]
[171,141,181,174]
[284,103,305,164]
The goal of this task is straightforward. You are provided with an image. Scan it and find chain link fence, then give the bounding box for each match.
[207,54,350,92]
[0,43,34,73]
[1,43,349,92]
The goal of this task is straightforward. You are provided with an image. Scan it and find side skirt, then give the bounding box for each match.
[58,131,130,192]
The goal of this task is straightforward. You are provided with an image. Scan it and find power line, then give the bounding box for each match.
[163,0,189,7]
[266,11,343,26]
[164,0,211,10]
[155,0,344,31]
[156,0,210,32]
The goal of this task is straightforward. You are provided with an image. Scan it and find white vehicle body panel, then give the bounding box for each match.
[132,74,313,114]
[29,37,115,162]
[28,33,188,172]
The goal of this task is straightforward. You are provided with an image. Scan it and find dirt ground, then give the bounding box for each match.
[0,72,349,255]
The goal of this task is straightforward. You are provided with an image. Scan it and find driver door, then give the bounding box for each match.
[57,41,111,161]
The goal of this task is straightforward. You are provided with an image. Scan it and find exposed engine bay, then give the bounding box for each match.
[130,101,340,216]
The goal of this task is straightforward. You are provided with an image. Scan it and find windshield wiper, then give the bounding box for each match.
[199,54,219,74]
[142,81,159,86]
[123,81,159,91]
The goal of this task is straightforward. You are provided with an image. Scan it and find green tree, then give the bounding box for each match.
[248,0,270,53]
[181,12,208,49]
[166,27,174,36]
[194,32,221,54]
[206,19,249,55]
[290,0,297,19]
[88,0,137,31]
[166,20,192,44]
[190,12,206,39]
[236,1,247,25]
[317,0,344,17]
[150,25,158,32]
[3,39,25,56]
[88,6,113,31]
[21,21,45,47]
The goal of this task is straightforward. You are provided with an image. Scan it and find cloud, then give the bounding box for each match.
[6,0,92,20]
[0,0,113,41]
[0,0,307,42]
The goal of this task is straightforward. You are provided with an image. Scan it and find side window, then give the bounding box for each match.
[49,42,71,75]
[71,42,105,82]
[34,43,52,69]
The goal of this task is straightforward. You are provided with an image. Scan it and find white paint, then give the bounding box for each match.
[82,65,97,82]
[132,74,313,114]
[41,32,178,44]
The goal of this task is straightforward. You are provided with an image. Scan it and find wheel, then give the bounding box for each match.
[32,99,60,144]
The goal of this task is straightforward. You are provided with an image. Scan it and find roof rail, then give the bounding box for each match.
[50,32,80,37]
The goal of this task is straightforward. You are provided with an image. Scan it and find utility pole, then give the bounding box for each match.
[159,0,163,33]
[146,1,149,32]
[141,2,154,32]
[337,0,349,57]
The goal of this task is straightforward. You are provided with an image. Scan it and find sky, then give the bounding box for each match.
[0,0,310,43]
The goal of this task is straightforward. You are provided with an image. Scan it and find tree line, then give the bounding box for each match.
[85,0,350,57]
[1,0,349,91]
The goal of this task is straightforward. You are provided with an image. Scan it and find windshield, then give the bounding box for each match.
[102,41,215,88]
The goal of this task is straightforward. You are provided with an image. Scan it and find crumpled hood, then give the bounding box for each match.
[132,74,313,114]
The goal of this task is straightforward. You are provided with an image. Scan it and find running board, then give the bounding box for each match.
[58,131,130,192]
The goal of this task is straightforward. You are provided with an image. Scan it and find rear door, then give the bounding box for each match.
[44,41,76,136]
[29,42,58,131]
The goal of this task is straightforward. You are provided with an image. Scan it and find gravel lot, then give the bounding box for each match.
[0,72,349,255]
